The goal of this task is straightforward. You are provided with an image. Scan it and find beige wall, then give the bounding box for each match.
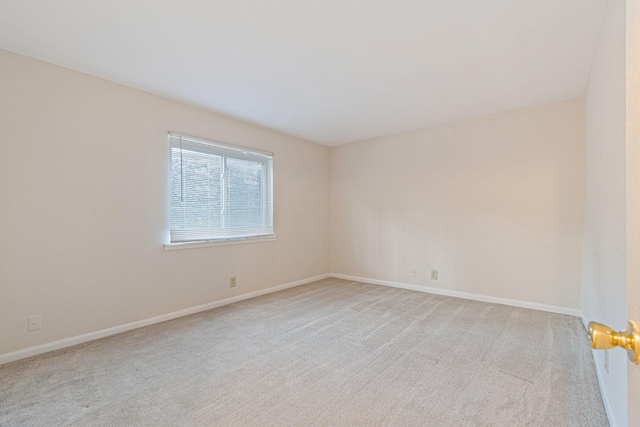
[330,98,585,310]
[581,0,628,425]
[0,48,330,357]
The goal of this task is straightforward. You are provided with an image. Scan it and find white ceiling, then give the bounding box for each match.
[0,0,606,146]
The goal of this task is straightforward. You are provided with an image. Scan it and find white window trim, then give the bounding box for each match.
[164,234,277,251]
[167,132,274,246]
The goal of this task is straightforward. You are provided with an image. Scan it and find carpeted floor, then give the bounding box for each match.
[0,278,607,426]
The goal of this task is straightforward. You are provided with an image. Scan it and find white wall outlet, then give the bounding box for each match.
[605,349,609,373]
[411,269,417,277]
[28,315,41,332]
[431,270,438,280]
[230,276,237,288]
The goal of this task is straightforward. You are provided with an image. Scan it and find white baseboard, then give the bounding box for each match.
[330,273,582,317]
[580,314,617,427]
[0,273,330,366]
[592,357,618,427]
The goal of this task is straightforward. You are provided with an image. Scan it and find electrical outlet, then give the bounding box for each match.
[605,350,609,373]
[229,276,237,288]
[411,269,417,277]
[28,315,41,332]
[431,270,438,280]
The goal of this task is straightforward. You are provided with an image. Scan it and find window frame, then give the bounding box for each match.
[165,132,275,249]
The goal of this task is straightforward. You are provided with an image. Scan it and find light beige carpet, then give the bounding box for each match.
[0,278,607,426]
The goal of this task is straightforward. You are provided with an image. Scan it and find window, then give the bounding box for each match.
[169,132,273,243]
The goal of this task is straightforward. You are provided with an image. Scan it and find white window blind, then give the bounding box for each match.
[169,132,274,243]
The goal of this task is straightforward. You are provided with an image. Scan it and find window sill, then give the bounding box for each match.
[164,235,277,251]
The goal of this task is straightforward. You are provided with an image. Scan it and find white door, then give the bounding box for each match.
[627,1,640,425]
[587,2,640,425]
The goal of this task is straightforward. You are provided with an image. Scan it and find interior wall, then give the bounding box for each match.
[330,98,585,310]
[0,48,330,357]
[581,0,628,425]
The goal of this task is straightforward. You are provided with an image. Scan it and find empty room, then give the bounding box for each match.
[2,0,640,426]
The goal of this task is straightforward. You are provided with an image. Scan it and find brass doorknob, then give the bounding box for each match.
[587,320,640,364]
